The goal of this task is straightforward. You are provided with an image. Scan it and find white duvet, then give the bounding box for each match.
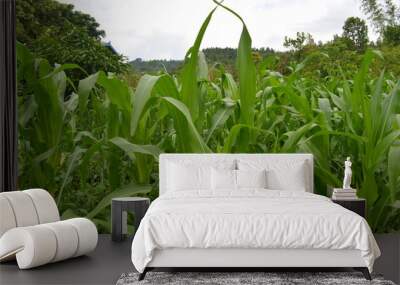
[131,190,380,273]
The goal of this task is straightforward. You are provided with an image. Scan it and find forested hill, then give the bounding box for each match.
[203,47,274,65]
[129,47,275,73]
[129,58,183,73]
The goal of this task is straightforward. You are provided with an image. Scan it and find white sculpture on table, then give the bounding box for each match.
[343,157,352,189]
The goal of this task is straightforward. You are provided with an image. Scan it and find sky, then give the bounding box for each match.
[61,0,376,61]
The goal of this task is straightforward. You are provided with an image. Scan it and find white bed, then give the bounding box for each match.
[131,154,380,280]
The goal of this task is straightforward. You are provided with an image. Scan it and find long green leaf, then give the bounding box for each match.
[78,72,99,116]
[206,107,234,143]
[34,66,64,152]
[42,63,86,80]
[232,14,257,125]
[180,7,217,121]
[352,49,376,113]
[281,122,317,152]
[131,74,162,136]
[223,124,273,153]
[98,72,132,111]
[388,144,400,201]
[213,1,256,152]
[110,137,161,160]
[161,97,211,152]
[57,146,86,205]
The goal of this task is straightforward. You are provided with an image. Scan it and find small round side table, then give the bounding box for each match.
[111,197,150,242]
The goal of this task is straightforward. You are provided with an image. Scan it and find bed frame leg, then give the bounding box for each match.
[138,268,148,281]
[354,267,371,280]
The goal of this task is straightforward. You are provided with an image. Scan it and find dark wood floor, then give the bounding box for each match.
[0,235,133,285]
[1,234,398,285]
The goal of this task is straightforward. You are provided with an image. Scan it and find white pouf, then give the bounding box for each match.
[0,189,98,269]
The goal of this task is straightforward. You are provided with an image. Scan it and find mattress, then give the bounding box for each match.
[131,189,380,273]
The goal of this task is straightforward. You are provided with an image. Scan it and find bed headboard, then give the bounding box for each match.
[159,153,314,195]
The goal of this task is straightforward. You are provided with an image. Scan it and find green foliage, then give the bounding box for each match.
[17,2,400,233]
[16,0,127,81]
[361,0,400,35]
[284,32,315,52]
[342,17,369,52]
[17,44,152,233]
[204,47,274,69]
[383,25,400,45]
[372,45,400,75]
[16,0,105,42]
[360,0,400,45]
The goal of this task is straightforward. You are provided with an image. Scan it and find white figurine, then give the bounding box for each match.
[343,157,352,189]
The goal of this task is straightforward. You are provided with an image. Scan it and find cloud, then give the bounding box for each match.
[124,30,188,60]
[60,0,376,60]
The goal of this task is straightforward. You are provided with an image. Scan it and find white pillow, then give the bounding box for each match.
[167,162,211,191]
[237,159,308,191]
[211,168,236,190]
[211,168,267,190]
[266,163,307,191]
[236,169,267,189]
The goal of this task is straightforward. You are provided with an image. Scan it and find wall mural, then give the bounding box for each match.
[16,0,400,233]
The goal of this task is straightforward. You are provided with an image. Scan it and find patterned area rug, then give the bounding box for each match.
[116,272,395,285]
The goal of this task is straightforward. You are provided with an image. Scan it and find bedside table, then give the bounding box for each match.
[111,197,150,242]
[332,198,366,218]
